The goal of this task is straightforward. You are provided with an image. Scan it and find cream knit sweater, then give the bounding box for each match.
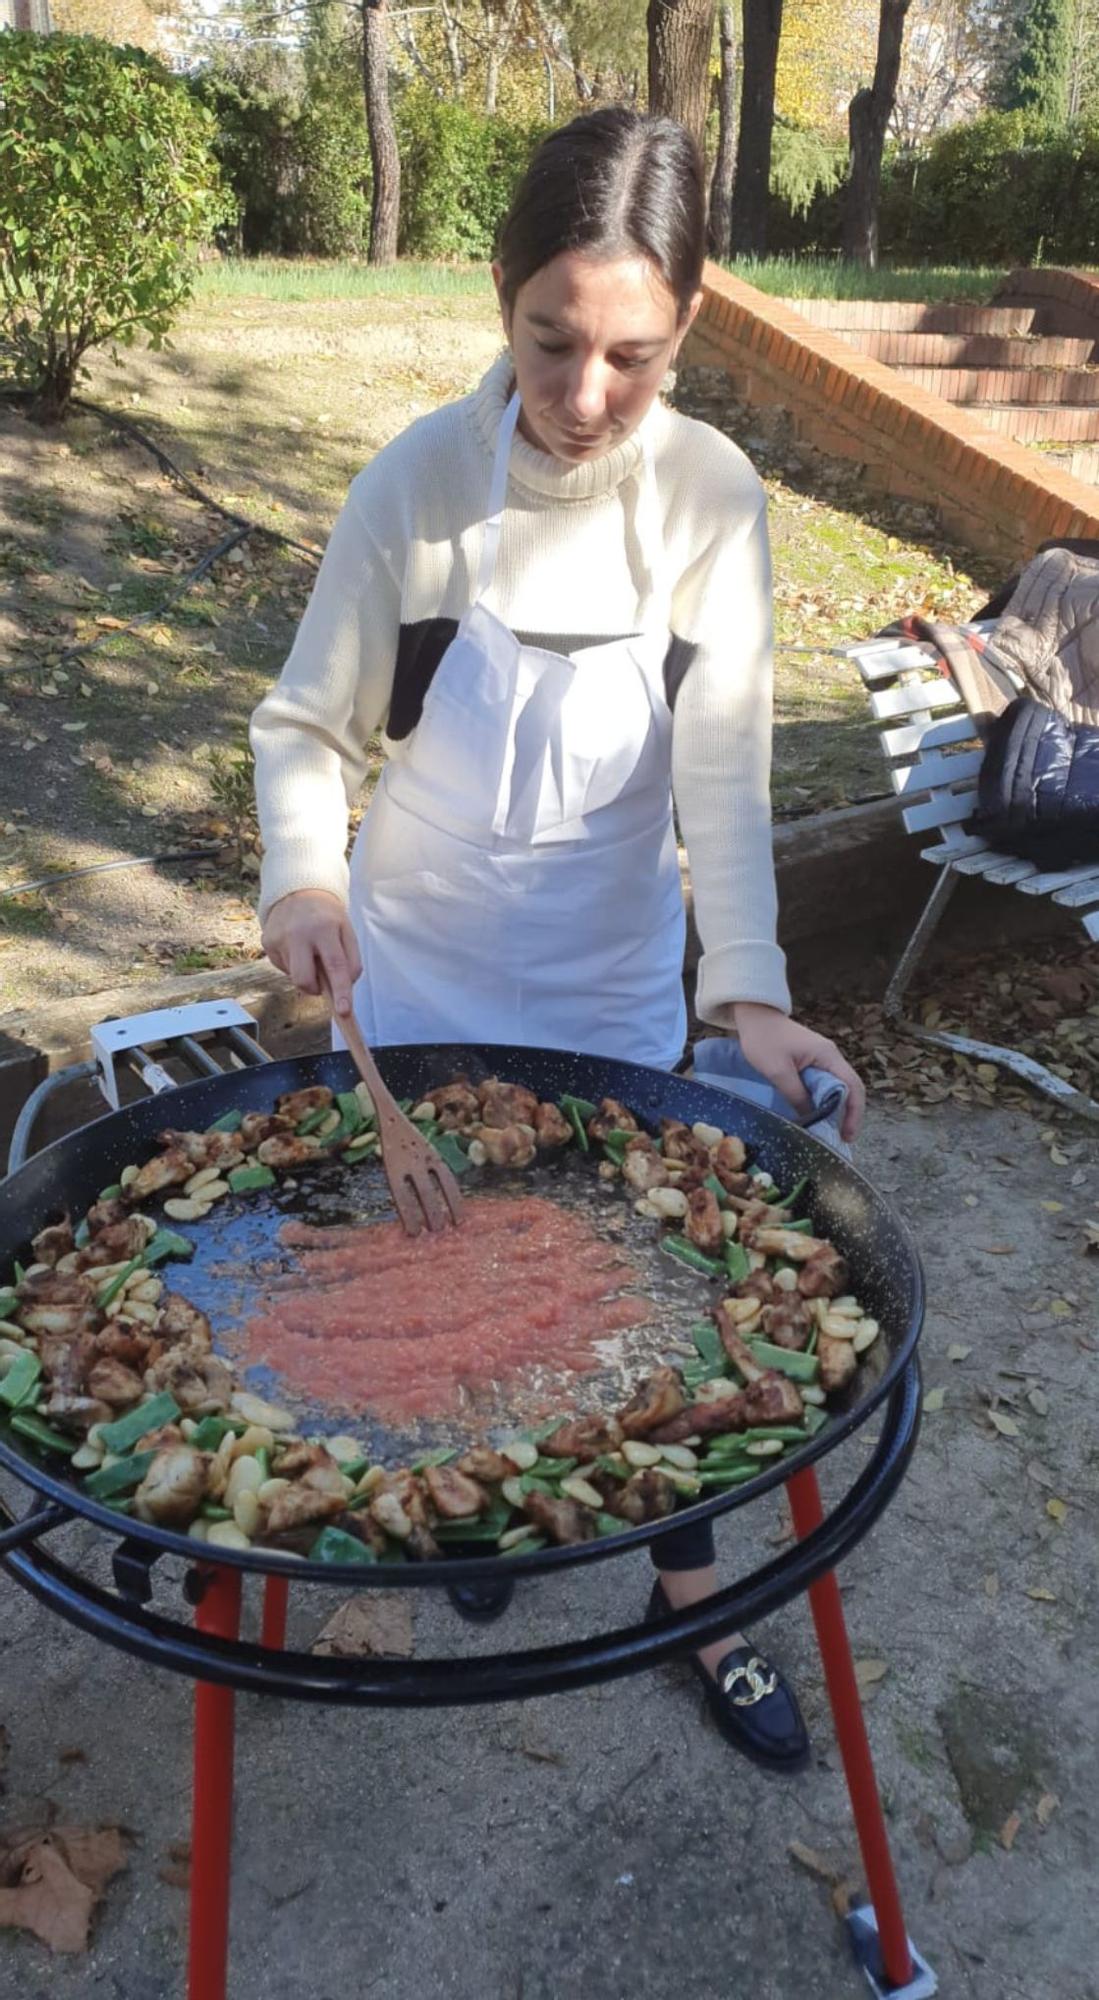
[251,352,790,1022]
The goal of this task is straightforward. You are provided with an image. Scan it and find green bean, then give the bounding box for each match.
[143,1228,195,1268]
[309,1526,377,1565]
[96,1256,145,1311]
[209,1108,244,1134]
[747,1340,820,1383]
[723,1241,751,1287]
[0,1350,41,1410]
[0,1289,17,1320]
[85,1449,158,1499]
[97,1392,180,1455]
[227,1163,276,1194]
[661,1236,724,1279]
[10,1411,75,1456]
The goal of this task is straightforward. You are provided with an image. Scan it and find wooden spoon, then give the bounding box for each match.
[333,1002,462,1237]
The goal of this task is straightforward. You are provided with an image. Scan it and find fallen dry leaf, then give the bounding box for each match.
[311,1594,413,1660]
[1040,1200,1064,1214]
[1026,1460,1057,1490]
[983,1572,1000,1597]
[1026,1587,1057,1602]
[1083,1219,1099,1253]
[1000,1811,1022,1852]
[946,1343,972,1363]
[1027,1387,1049,1416]
[978,1245,1014,1256]
[1046,1498,1068,1524]
[788,1840,842,1883]
[0,1825,128,1954]
[854,1658,889,1693]
[923,1386,946,1413]
[988,1410,1021,1438]
[1036,1792,1059,1828]
[1048,1299,1074,1319]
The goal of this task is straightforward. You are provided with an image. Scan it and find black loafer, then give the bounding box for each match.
[648,1582,810,1772]
[446,1577,516,1623]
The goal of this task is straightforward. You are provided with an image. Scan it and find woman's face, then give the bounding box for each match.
[492,249,702,464]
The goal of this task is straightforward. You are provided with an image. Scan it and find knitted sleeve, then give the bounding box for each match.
[250,480,400,922]
[670,489,792,1022]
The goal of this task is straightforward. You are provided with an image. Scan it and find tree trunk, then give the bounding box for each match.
[647,0,718,155]
[485,46,501,111]
[728,0,782,259]
[362,0,400,265]
[843,0,913,267]
[708,3,737,258]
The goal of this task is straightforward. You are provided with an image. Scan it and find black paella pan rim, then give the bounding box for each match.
[0,1042,925,1585]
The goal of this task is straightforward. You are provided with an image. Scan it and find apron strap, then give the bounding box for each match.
[475,388,672,632]
[474,391,522,604]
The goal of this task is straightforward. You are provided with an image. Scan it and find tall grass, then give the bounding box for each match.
[195,257,493,302]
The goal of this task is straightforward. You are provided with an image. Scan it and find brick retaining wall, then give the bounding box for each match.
[687,263,1099,565]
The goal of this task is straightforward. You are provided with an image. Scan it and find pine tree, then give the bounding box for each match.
[995,0,1071,120]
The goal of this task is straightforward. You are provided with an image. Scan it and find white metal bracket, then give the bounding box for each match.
[847,1905,938,1999]
[91,1000,260,1111]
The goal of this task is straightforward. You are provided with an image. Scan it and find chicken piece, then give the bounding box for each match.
[621,1137,670,1194]
[713,1134,747,1175]
[714,1304,767,1382]
[38,1329,96,1397]
[274,1085,334,1123]
[273,1441,335,1479]
[31,1217,74,1267]
[86,1197,129,1233]
[760,1296,813,1351]
[256,1132,322,1171]
[456,1446,513,1483]
[16,1270,98,1339]
[265,1478,347,1539]
[133,1445,209,1527]
[198,1130,245,1170]
[126,1150,194,1203]
[470,1123,537,1169]
[618,1366,686,1439]
[94,1324,156,1371]
[406,1523,443,1562]
[659,1119,709,1168]
[685,1187,725,1256]
[587,1098,639,1142]
[76,1217,149,1269]
[336,1509,391,1559]
[732,1269,775,1305]
[650,1397,748,1444]
[369,1468,433,1530]
[797,1245,849,1300]
[134,1422,185,1452]
[145,1349,233,1416]
[43,1392,113,1435]
[541,1414,624,1462]
[423,1463,489,1519]
[479,1082,539,1129]
[729,1197,785,1235]
[154,1293,212,1353]
[817,1333,858,1396]
[431,1083,481,1133]
[155,1128,213,1166]
[534,1102,572,1151]
[741,1373,805,1426]
[521,1491,597,1546]
[239,1111,293,1150]
[85,1354,145,1410]
[611,1468,677,1525]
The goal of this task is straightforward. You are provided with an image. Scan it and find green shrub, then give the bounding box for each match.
[0,33,229,419]
[879,111,1099,265]
[190,59,303,256]
[397,88,548,261]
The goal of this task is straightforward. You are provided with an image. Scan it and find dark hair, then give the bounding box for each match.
[496,108,705,321]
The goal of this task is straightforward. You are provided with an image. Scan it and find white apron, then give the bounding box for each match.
[346,391,687,1071]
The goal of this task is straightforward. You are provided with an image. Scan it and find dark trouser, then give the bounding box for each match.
[651,1518,716,1571]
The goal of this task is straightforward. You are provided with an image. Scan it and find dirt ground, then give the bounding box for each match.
[1,287,993,1015]
[0,1092,1095,2000]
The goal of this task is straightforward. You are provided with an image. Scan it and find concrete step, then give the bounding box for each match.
[780,298,1037,335]
[977,404,1099,441]
[849,331,1094,367]
[1038,443,1099,484]
[897,365,1099,405]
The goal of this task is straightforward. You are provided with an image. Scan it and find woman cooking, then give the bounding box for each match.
[251,107,864,1771]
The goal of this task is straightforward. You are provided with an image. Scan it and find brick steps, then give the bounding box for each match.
[976,404,1099,441]
[847,332,1094,367]
[779,298,1039,335]
[897,365,1099,405]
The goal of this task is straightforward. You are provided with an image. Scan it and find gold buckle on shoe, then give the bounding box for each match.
[721,1656,778,1706]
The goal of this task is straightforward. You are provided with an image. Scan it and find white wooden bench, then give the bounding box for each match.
[845,623,1099,1124]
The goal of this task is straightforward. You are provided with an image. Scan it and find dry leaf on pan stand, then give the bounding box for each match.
[312,1594,414,1660]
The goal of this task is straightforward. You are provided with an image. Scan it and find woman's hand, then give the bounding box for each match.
[731,1001,865,1143]
[261,890,362,1017]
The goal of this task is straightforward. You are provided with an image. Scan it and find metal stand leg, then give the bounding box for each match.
[786,1467,936,1999]
[261,1575,289,1651]
[189,1564,243,2000]
[882,865,959,1024]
